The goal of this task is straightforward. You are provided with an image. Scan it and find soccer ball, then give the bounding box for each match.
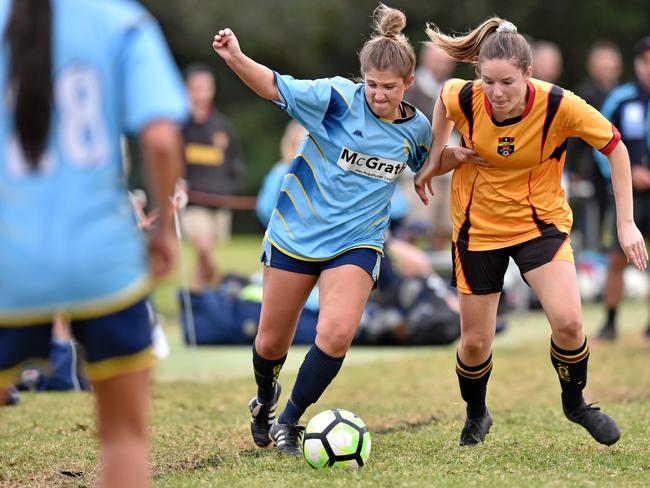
[302,409,371,469]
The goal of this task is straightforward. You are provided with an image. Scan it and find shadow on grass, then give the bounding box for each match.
[239,448,271,459]
[154,454,224,478]
[373,415,441,435]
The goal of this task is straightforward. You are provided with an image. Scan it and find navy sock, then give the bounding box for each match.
[252,342,286,404]
[278,344,344,425]
[456,352,493,418]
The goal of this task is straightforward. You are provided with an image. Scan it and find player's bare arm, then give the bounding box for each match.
[212,28,280,102]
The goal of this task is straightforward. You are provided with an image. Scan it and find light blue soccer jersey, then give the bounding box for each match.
[0,0,188,323]
[267,74,431,259]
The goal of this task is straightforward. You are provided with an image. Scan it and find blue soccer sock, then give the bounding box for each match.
[252,341,286,404]
[278,344,345,425]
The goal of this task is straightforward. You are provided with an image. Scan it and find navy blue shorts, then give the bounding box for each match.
[0,299,155,387]
[261,240,382,283]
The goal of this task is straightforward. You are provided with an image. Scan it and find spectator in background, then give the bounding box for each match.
[596,37,650,341]
[531,40,563,83]
[403,44,457,250]
[577,42,623,108]
[182,64,245,290]
[405,44,455,116]
[569,42,623,249]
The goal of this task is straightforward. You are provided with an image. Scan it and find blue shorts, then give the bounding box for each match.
[261,240,382,284]
[0,299,155,388]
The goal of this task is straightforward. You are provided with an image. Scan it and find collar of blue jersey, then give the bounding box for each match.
[364,97,417,124]
[632,79,650,100]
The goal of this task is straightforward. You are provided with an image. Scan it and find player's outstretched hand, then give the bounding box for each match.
[212,28,241,62]
[618,221,648,271]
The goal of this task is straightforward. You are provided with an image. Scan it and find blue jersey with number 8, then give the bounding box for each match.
[0,0,188,323]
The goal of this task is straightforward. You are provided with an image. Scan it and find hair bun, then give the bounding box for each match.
[373,3,406,38]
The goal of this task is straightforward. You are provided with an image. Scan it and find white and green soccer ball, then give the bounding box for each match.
[302,409,371,469]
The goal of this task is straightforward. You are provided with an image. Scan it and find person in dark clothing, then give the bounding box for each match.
[181,64,245,290]
[569,42,623,249]
[596,37,650,340]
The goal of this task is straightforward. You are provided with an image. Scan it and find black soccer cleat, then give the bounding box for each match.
[459,409,493,446]
[269,421,305,456]
[563,402,620,446]
[596,324,617,341]
[248,382,281,447]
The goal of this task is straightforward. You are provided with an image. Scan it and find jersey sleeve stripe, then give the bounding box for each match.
[599,125,622,155]
[273,71,289,110]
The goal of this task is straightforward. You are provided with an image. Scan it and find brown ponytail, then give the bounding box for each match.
[359,3,416,79]
[5,0,53,169]
[425,17,531,73]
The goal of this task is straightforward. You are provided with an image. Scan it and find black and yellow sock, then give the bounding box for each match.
[456,352,493,418]
[252,342,286,403]
[550,338,589,409]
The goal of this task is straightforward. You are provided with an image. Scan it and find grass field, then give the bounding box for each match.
[1,237,649,487]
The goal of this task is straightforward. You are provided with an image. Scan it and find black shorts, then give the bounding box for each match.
[451,232,574,295]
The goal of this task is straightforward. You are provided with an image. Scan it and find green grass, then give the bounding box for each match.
[1,301,650,487]
[2,236,649,486]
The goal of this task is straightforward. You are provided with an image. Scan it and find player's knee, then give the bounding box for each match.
[552,312,583,342]
[460,334,492,358]
[316,319,355,356]
[255,334,291,359]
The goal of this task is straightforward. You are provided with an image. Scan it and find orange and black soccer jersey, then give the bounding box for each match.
[440,78,620,251]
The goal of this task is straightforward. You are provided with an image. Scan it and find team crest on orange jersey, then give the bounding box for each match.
[497,137,515,157]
